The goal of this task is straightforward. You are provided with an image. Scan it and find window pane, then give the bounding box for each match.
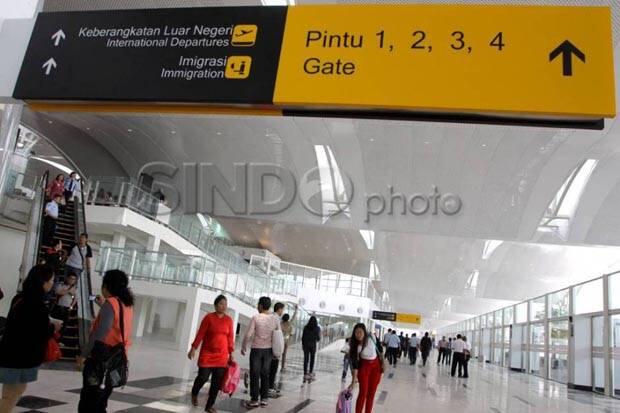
[516,302,527,323]
[530,297,546,321]
[573,278,603,315]
[530,323,546,376]
[503,307,514,325]
[549,320,569,383]
[610,272,620,310]
[494,310,503,326]
[549,289,569,318]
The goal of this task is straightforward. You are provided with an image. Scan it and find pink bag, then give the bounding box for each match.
[336,389,353,413]
[221,362,241,397]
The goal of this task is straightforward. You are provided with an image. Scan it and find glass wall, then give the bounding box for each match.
[440,272,620,398]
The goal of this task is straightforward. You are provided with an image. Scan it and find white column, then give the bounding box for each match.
[231,308,240,340]
[147,235,161,252]
[134,296,149,338]
[176,293,202,351]
[145,298,158,335]
[111,232,126,248]
[0,105,22,198]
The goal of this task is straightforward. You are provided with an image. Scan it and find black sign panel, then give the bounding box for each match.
[372,311,397,322]
[14,7,287,104]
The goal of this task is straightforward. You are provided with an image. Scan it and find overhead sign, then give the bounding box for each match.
[372,311,422,325]
[13,7,287,103]
[274,4,615,119]
[13,5,615,127]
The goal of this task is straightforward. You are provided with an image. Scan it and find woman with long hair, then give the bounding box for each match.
[0,265,61,413]
[78,270,134,413]
[301,316,320,382]
[188,294,234,412]
[348,323,383,413]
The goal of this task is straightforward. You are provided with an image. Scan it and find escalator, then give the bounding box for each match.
[21,171,95,362]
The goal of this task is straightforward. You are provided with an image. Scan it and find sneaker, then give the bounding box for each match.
[245,400,260,408]
[268,389,278,398]
[260,400,268,407]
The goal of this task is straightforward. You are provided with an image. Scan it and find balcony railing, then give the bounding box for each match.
[97,247,298,307]
[249,255,392,311]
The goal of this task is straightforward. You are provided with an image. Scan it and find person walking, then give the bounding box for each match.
[301,316,321,382]
[444,338,453,365]
[341,338,352,381]
[0,265,61,413]
[348,323,383,413]
[437,336,446,364]
[420,332,432,366]
[241,297,279,408]
[450,334,466,378]
[188,294,234,412]
[78,270,134,412]
[280,304,297,372]
[461,336,470,379]
[408,333,419,365]
[387,330,400,367]
[268,302,286,396]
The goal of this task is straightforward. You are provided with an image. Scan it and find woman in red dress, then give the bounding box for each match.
[46,174,65,200]
[188,295,235,413]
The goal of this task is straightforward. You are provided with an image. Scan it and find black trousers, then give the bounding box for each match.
[78,359,113,413]
[421,349,430,366]
[249,348,272,402]
[443,349,452,365]
[191,367,226,409]
[409,347,418,365]
[269,357,279,389]
[386,348,399,366]
[451,352,465,377]
[437,348,444,363]
[303,346,316,375]
[462,356,469,378]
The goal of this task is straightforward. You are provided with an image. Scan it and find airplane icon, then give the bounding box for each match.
[232,25,258,47]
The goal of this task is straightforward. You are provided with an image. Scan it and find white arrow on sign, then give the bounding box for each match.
[42,58,57,75]
[51,29,66,46]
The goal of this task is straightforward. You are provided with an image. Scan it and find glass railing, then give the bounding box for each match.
[249,255,391,311]
[97,246,298,307]
[84,178,161,219]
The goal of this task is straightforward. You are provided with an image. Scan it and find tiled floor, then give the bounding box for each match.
[12,341,620,413]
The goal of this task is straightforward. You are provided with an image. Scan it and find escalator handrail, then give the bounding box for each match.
[33,170,50,266]
[74,180,95,320]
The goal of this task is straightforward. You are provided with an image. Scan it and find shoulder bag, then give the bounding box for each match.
[84,298,129,388]
[370,335,386,373]
[272,318,285,359]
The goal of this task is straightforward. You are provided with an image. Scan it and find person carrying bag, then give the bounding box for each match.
[78,270,134,413]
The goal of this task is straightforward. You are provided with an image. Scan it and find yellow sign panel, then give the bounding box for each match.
[225,56,252,79]
[232,25,258,47]
[396,313,422,325]
[274,5,615,118]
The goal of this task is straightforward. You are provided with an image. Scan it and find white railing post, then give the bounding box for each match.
[129,249,137,276]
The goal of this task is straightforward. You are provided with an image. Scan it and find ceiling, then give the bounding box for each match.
[18,0,620,329]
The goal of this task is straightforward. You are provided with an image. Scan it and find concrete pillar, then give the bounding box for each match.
[145,298,158,335]
[147,235,161,252]
[111,232,126,248]
[134,296,149,338]
[176,294,202,352]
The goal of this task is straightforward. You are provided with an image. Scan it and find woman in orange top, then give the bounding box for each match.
[78,270,134,413]
[188,294,234,412]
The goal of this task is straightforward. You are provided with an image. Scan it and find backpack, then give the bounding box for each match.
[336,389,353,413]
[221,362,241,396]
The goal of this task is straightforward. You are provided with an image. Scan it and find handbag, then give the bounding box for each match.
[370,335,386,373]
[220,361,240,396]
[44,332,62,363]
[84,298,129,388]
[336,389,353,413]
[272,326,285,359]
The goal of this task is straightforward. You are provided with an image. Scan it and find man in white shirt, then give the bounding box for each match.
[437,336,447,364]
[42,194,62,246]
[408,333,420,365]
[65,233,93,278]
[462,336,471,378]
[450,334,466,377]
[387,330,401,367]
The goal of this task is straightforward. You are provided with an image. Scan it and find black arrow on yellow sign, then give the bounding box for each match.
[549,40,585,77]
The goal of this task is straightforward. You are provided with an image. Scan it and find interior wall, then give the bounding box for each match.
[0,225,26,317]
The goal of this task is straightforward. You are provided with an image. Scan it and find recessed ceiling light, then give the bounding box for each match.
[127,129,133,132]
[171,130,176,134]
[48,120,53,124]
[217,132,222,136]
[16,142,24,148]
[370,138,375,142]
[424,141,429,145]
[482,144,487,148]
[86,127,90,130]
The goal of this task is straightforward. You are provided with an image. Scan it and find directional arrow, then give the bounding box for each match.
[51,29,66,46]
[549,40,586,77]
[42,58,57,75]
